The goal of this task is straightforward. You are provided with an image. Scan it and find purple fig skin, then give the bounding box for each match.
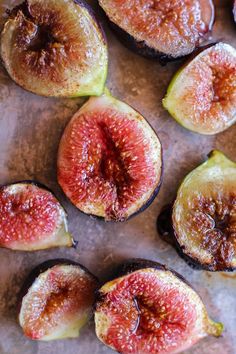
[18,259,99,315]
[109,21,175,64]
[100,4,215,64]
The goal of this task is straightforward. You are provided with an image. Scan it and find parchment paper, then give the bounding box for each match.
[0,1,235,353]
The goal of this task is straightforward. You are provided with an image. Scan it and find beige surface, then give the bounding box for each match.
[0,1,235,354]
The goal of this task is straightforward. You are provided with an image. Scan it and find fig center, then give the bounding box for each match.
[43,287,69,317]
[97,122,131,189]
[134,297,166,334]
[27,25,56,51]
[191,195,236,266]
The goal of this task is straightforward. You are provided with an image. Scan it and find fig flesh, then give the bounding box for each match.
[172,151,236,271]
[0,0,108,97]
[0,181,73,251]
[163,42,236,134]
[95,259,223,354]
[19,259,98,340]
[99,0,214,61]
[57,90,162,221]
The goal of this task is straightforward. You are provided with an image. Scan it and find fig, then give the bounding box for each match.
[19,259,98,340]
[95,258,223,354]
[99,0,214,61]
[172,150,236,271]
[0,0,108,97]
[0,181,73,251]
[57,90,162,221]
[163,42,236,134]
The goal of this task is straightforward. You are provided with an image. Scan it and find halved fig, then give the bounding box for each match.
[19,259,98,340]
[163,42,236,134]
[172,151,236,271]
[99,0,214,61]
[0,181,73,251]
[0,0,108,97]
[95,258,223,354]
[57,90,162,221]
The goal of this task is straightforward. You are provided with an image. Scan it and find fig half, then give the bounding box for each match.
[95,259,223,354]
[0,0,108,97]
[57,90,162,221]
[99,0,214,61]
[163,42,236,134]
[19,259,98,340]
[172,151,236,271]
[0,181,73,251]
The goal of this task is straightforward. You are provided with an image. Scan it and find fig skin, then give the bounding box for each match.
[57,90,163,222]
[163,42,236,135]
[99,0,215,63]
[0,180,75,251]
[171,151,236,272]
[95,258,223,354]
[0,0,108,97]
[108,20,176,64]
[18,259,99,341]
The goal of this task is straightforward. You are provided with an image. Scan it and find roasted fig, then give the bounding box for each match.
[99,0,214,61]
[0,0,108,97]
[163,42,236,134]
[172,151,236,271]
[95,258,223,354]
[57,90,162,221]
[0,181,73,251]
[19,259,98,340]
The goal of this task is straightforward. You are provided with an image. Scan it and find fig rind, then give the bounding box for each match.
[163,42,236,134]
[108,20,176,63]
[0,0,108,97]
[95,258,223,354]
[57,90,162,221]
[172,150,236,272]
[99,0,215,61]
[19,259,98,341]
[0,181,74,251]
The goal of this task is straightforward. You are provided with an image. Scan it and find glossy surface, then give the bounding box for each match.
[0,182,72,250]
[99,0,214,58]
[0,1,235,354]
[58,92,162,220]
[172,151,236,271]
[163,43,236,134]
[95,266,222,354]
[1,0,108,97]
[19,263,97,340]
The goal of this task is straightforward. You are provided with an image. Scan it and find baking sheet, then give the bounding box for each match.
[0,1,235,353]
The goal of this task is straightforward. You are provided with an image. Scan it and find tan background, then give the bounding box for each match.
[0,1,235,353]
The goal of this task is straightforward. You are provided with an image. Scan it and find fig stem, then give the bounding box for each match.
[206,319,224,337]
